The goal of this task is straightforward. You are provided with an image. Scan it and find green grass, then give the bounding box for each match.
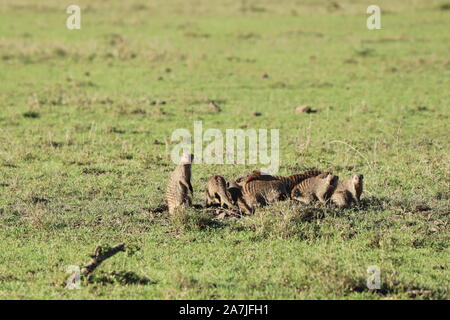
[0,0,449,299]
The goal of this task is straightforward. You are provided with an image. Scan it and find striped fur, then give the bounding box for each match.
[273,169,323,194]
[242,178,287,210]
[331,174,363,208]
[205,175,236,210]
[236,169,323,197]
[165,154,193,215]
[227,181,253,215]
[291,172,338,205]
[235,170,278,187]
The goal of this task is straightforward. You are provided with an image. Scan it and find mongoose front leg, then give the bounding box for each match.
[317,194,329,205]
[188,182,193,196]
[180,179,193,196]
[217,193,228,208]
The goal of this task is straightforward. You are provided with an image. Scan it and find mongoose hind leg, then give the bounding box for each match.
[205,190,214,207]
[219,196,237,210]
[237,198,253,215]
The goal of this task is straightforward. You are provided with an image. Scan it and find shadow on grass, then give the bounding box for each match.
[169,207,225,234]
[350,280,447,299]
[86,271,156,286]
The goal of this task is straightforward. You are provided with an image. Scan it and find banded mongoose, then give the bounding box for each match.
[236,169,323,197]
[331,174,364,208]
[235,170,279,187]
[205,175,236,210]
[227,181,253,215]
[273,169,323,195]
[291,172,339,205]
[239,172,287,209]
[165,153,194,215]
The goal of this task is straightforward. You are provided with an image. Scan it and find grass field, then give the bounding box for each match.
[0,0,449,299]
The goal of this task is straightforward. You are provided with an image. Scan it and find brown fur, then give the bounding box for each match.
[273,169,323,194]
[241,175,287,210]
[236,169,323,197]
[165,154,194,215]
[235,170,278,187]
[205,175,236,210]
[331,174,363,208]
[291,172,338,205]
[227,181,253,215]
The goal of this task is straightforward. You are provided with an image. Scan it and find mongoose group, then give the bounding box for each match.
[165,153,364,215]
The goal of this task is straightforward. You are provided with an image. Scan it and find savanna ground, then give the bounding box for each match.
[0,0,449,300]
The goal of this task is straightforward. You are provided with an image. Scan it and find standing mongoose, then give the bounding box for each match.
[227,181,253,215]
[331,174,364,208]
[165,153,194,215]
[205,175,236,210]
[291,172,339,205]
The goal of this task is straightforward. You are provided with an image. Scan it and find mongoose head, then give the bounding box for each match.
[235,170,259,186]
[227,181,241,190]
[352,174,363,185]
[180,153,194,164]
